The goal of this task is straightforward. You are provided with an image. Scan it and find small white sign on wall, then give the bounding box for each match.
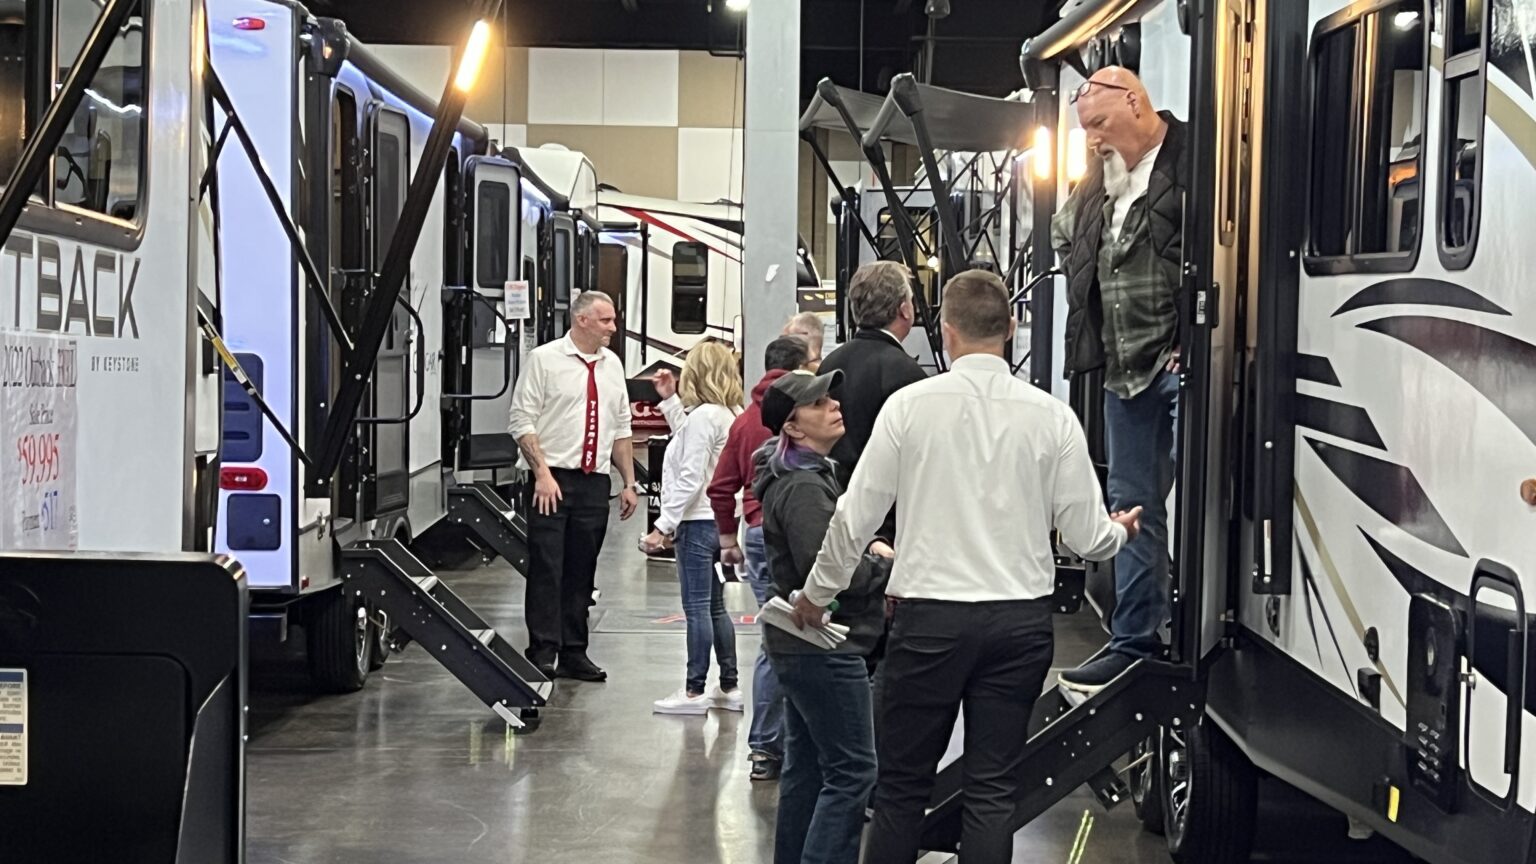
[505,281,531,321]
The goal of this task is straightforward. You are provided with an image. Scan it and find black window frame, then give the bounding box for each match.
[1303,0,1430,276]
[671,240,708,335]
[1438,0,1490,270]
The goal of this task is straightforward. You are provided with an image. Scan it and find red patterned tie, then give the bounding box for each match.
[580,358,600,474]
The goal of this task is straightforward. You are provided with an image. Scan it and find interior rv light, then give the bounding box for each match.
[1066,128,1088,183]
[454,20,493,93]
[725,0,751,10]
[926,255,941,270]
[233,16,265,30]
[221,466,269,491]
[1031,126,1053,181]
[1394,10,1420,29]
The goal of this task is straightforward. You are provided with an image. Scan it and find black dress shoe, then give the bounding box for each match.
[556,655,607,682]
[526,652,557,679]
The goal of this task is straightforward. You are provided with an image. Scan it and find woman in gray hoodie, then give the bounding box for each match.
[754,369,891,864]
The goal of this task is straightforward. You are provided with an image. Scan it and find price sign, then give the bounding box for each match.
[2,332,78,550]
[505,280,531,321]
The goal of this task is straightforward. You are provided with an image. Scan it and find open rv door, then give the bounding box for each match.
[449,155,522,470]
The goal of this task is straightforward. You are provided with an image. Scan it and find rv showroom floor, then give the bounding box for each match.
[246,504,1416,864]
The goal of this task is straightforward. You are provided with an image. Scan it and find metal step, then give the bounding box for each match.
[447,481,530,575]
[916,660,1200,853]
[341,538,552,728]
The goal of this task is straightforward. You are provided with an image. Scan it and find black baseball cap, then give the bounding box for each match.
[762,369,843,435]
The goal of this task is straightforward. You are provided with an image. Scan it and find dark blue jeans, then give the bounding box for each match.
[772,652,877,864]
[677,520,738,694]
[1103,368,1178,657]
[744,524,784,758]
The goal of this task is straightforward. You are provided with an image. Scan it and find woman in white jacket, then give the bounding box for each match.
[642,341,745,714]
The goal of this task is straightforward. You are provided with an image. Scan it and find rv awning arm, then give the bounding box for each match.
[1021,0,1167,70]
[312,1,502,485]
[796,81,884,254]
[0,0,139,244]
[205,67,354,356]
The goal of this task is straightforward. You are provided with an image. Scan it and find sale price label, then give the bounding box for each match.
[1,332,77,550]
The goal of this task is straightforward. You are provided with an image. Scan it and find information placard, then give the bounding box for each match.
[505,280,531,321]
[2,331,78,550]
[0,669,26,786]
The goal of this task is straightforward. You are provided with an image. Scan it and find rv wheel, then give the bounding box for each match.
[366,605,391,671]
[306,587,370,692]
[1129,735,1166,835]
[1162,720,1257,863]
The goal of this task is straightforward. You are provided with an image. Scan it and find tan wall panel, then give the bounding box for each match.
[463,45,530,126]
[678,51,746,129]
[526,124,679,200]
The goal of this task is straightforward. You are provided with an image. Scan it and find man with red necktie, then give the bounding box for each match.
[509,292,639,682]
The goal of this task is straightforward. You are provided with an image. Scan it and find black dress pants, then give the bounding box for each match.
[864,598,1055,864]
[524,468,611,663]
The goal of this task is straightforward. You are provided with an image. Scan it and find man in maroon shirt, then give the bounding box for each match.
[708,334,813,781]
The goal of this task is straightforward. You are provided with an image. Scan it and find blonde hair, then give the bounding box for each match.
[680,341,744,409]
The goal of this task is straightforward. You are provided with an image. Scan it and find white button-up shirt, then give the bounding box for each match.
[803,353,1127,605]
[508,335,633,475]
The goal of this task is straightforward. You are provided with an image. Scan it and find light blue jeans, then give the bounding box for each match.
[677,520,738,693]
[744,524,783,759]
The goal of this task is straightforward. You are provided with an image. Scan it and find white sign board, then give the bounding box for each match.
[0,669,26,785]
[505,280,531,321]
[1,331,79,550]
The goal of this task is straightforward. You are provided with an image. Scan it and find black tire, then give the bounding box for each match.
[306,586,370,692]
[366,604,390,671]
[1163,720,1257,863]
[1130,735,1167,836]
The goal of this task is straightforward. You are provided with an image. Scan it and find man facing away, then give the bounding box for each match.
[508,291,640,682]
[704,334,814,782]
[1051,66,1188,695]
[793,270,1140,864]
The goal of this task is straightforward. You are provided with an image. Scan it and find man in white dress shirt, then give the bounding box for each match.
[792,270,1142,864]
[509,292,640,682]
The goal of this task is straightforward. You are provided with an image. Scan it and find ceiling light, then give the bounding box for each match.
[1393,10,1419,29]
[925,0,951,18]
[453,20,492,93]
[725,0,750,11]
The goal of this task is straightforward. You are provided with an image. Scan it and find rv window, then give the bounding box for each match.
[53,0,147,221]
[373,111,409,266]
[1439,0,1490,268]
[598,243,628,309]
[672,241,708,335]
[476,181,511,289]
[1306,1,1426,268]
[0,1,28,184]
[553,227,572,304]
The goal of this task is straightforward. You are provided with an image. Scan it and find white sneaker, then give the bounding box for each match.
[708,684,744,712]
[653,688,710,715]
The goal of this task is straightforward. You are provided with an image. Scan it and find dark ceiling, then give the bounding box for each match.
[308,0,1062,102]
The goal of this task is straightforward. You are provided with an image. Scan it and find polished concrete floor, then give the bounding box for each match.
[247,503,1414,863]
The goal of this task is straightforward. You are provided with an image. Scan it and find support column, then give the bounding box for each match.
[741,0,801,388]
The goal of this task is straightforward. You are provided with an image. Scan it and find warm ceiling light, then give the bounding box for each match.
[725,0,750,10]
[454,20,492,93]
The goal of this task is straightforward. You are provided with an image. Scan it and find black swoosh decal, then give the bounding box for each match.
[1358,315,1536,448]
[1296,353,1341,387]
[1296,394,1386,449]
[1334,278,1510,317]
[1305,437,1467,557]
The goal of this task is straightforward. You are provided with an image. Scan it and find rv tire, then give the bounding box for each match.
[306,586,370,692]
[1130,734,1166,835]
[1162,719,1257,863]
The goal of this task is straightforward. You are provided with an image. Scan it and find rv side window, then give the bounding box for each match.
[373,110,410,265]
[1439,0,1490,269]
[1306,1,1426,271]
[672,241,708,335]
[553,227,572,304]
[53,0,148,222]
[476,181,511,289]
[0,1,29,183]
[598,243,627,308]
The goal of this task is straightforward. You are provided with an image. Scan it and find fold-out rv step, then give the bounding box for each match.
[448,481,530,575]
[340,539,551,728]
[917,660,1200,853]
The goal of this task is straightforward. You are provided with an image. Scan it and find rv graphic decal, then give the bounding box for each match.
[1333,277,1512,317]
[1,233,141,339]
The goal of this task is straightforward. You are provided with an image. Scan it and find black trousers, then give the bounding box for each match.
[864,598,1055,864]
[524,468,611,663]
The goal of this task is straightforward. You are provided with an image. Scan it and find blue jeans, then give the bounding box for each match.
[744,524,785,759]
[1103,368,1178,657]
[772,652,877,864]
[677,520,738,694]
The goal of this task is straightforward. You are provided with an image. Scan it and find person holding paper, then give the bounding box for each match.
[794,271,1141,864]
[752,369,891,864]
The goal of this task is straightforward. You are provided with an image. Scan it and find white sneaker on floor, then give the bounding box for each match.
[708,684,744,712]
[653,688,711,715]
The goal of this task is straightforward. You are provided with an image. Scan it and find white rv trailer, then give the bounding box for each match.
[595,190,823,372]
[985,0,1536,861]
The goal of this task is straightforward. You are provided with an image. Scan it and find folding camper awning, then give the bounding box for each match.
[798,77,1035,154]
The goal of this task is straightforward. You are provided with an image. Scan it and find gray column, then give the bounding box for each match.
[741,0,801,388]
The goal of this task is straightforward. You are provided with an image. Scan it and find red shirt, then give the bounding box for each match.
[707,369,790,535]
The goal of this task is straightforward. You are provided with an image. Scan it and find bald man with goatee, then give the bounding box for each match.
[1051,67,1187,694]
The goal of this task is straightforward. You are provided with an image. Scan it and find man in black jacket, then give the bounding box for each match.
[819,260,928,495]
[1053,67,1187,694]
